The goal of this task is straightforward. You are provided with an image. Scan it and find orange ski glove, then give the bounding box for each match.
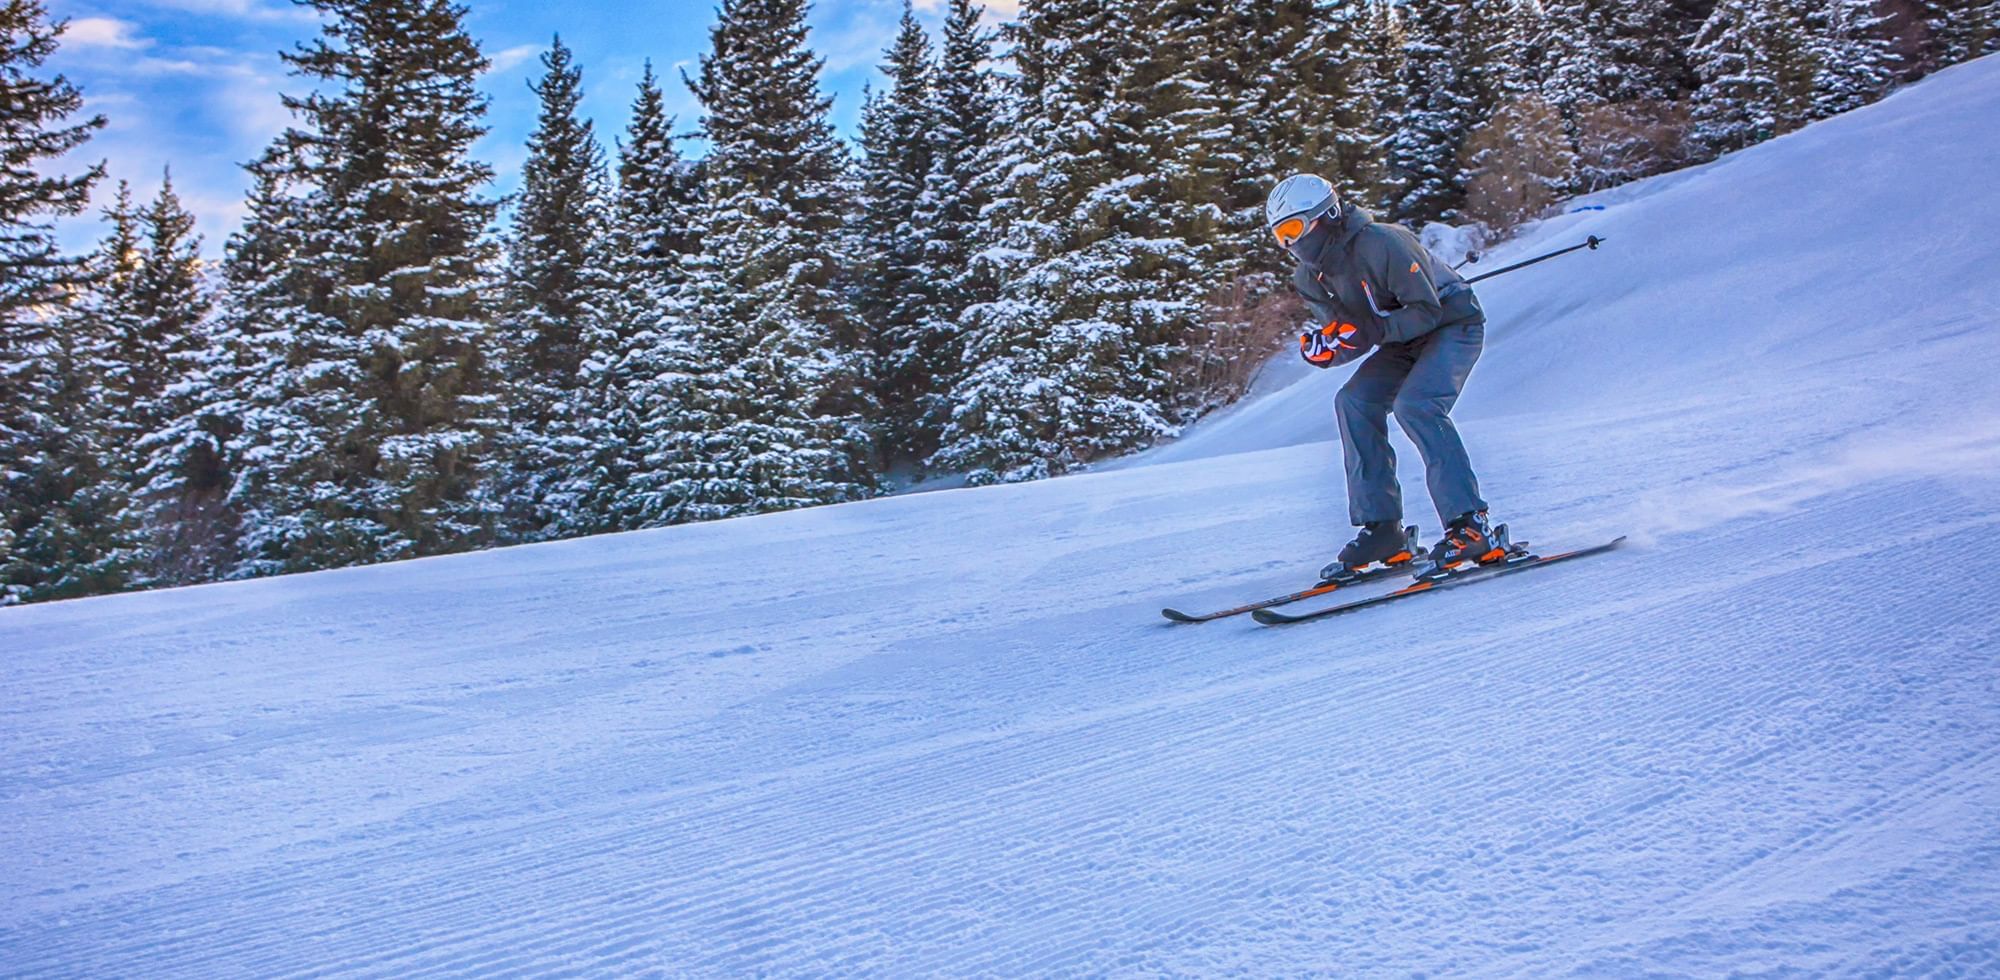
[1300,321,1366,369]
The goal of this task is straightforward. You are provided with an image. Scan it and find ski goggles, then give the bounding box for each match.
[1272,215,1309,247]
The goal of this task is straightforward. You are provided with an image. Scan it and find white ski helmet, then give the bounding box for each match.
[1265,173,1339,246]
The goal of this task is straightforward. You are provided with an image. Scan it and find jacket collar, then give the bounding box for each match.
[1295,205,1374,266]
[1334,204,1373,247]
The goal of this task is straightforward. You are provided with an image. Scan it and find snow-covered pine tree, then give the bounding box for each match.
[1270,0,1384,209]
[121,175,207,437]
[1462,0,1543,112]
[2,190,142,602]
[1688,0,1775,156]
[0,2,113,603]
[675,0,878,517]
[91,181,147,463]
[856,3,938,469]
[0,2,102,343]
[1241,0,1313,181]
[1135,0,1303,413]
[590,64,704,530]
[1541,0,1613,124]
[230,0,503,575]
[1807,0,1898,118]
[120,175,223,587]
[930,0,1215,483]
[1358,0,1410,213]
[1687,0,1816,159]
[496,36,616,541]
[1389,0,1478,223]
[1461,1,1578,229]
[190,164,302,582]
[1906,0,1999,72]
[1543,0,1698,189]
[1598,0,1717,104]
[902,0,1001,470]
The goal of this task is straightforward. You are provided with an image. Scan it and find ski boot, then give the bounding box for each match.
[1320,522,1420,582]
[1420,510,1521,580]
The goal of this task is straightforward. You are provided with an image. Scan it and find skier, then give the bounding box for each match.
[1265,173,1503,579]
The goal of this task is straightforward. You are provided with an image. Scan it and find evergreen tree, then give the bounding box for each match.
[497,36,616,539]
[1463,0,1543,112]
[1906,0,1999,72]
[1135,0,1295,415]
[0,1,108,602]
[1358,0,1411,213]
[119,175,221,587]
[98,175,207,479]
[903,0,1001,469]
[1599,0,1716,104]
[92,181,147,457]
[671,0,878,517]
[230,0,502,575]
[1541,0,1614,121]
[1272,0,1383,207]
[929,0,1205,483]
[1687,0,1816,158]
[1808,0,1898,118]
[0,305,132,602]
[0,1,103,342]
[183,165,303,583]
[2,191,140,602]
[856,3,937,467]
[1389,0,1477,222]
[592,64,703,530]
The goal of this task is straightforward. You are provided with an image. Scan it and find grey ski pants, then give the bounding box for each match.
[1334,320,1488,527]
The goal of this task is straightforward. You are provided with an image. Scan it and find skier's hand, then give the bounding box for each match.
[1300,321,1368,368]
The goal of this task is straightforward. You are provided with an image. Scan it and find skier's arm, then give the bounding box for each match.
[1357,231,1445,345]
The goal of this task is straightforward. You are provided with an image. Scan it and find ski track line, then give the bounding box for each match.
[1526,742,2000,975]
[0,512,1952,964]
[446,510,1992,968]
[7,502,1992,976]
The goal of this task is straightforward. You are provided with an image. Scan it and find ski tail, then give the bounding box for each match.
[1162,561,1415,624]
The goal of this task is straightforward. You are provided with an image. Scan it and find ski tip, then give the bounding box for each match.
[1250,609,1293,626]
[1161,608,1200,623]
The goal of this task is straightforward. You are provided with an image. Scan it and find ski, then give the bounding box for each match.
[1250,536,1627,625]
[1162,562,1416,623]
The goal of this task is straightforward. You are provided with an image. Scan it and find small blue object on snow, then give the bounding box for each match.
[1570,205,1606,212]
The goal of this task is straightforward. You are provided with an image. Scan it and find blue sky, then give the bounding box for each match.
[43,0,1014,256]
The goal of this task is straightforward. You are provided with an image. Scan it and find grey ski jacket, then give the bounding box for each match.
[1292,206,1484,347]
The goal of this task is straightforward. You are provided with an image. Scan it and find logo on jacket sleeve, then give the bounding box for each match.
[1409,260,1421,273]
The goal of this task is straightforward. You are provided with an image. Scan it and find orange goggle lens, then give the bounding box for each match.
[1273,216,1307,246]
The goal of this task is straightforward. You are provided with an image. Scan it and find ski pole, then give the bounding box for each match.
[1460,235,1604,285]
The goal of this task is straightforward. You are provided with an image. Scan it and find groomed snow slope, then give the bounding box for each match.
[6,57,2000,976]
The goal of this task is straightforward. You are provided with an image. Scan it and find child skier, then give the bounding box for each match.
[1265,173,1503,579]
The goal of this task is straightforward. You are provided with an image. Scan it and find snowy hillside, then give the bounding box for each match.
[6,56,2000,975]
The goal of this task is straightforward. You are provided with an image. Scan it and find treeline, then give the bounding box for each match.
[1,0,1993,604]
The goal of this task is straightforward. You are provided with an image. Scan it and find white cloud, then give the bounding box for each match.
[64,17,151,50]
[489,44,542,75]
[814,8,901,75]
[912,0,1019,16]
[142,0,319,22]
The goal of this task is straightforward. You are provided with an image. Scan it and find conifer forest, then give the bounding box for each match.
[1,0,1993,604]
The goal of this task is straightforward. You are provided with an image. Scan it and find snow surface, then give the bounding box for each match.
[6,56,2000,976]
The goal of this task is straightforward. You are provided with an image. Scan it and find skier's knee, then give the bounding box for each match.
[1336,383,1388,420]
[1392,393,1445,424]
